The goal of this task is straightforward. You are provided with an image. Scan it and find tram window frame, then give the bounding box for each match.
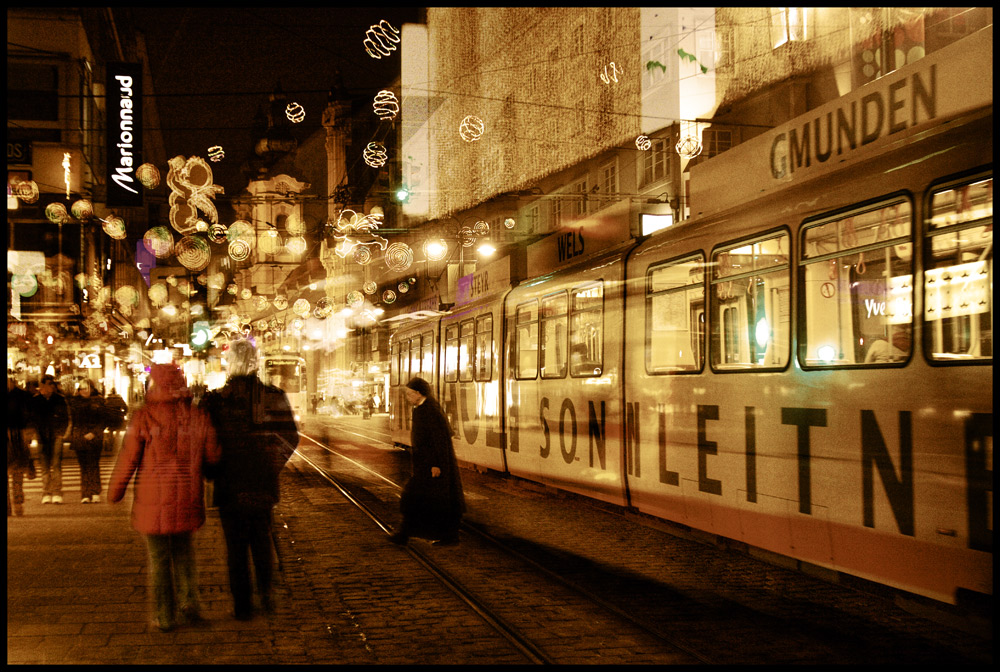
[798,196,914,369]
[475,314,493,381]
[540,291,569,379]
[409,336,422,380]
[923,171,993,365]
[459,319,475,382]
[710,229,791,372]
[569,281,604,377]
[390,341,400,386]
[514,300,539,380]
[646,253,706,374]
[444,324,460,382]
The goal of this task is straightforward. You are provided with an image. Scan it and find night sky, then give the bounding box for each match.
[130,8,423,198]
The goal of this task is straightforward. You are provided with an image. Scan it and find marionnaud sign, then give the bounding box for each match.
[106,62,143,207]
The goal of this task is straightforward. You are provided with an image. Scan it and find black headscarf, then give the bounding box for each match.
[405,377,433,398]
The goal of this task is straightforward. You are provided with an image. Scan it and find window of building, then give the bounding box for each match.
[540,292,568,379]
[571,179,589,218]
[712,231,791,370]
[515,301,539,379]
[647,254,706,373]
[599,159,618,207]
[925,174,993,362]
[639,138,670,189]
[799,200,912,366]
[552,196,564,229]
[7,62,59,121]
[771,7,809,48]
[570,283,604,377]
[703,129,733,158]
[642,39,668,89]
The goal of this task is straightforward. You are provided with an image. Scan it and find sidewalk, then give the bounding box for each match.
[6,459,345,665]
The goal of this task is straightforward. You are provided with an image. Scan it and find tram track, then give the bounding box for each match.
[289,428,712,665]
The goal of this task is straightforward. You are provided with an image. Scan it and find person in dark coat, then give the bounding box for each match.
[389,377,465,546]
[109,363,221,631]
[68,379,112,504]
[29,374,70,505]
[199,338,299,620]
[8,375,35,517]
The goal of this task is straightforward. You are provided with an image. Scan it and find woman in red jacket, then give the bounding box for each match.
[109,364,220,632]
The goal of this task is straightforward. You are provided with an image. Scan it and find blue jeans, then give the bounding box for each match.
[37,438,63,497]
[145,532,198,625]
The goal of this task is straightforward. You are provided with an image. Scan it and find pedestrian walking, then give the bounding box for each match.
[199,338,299,621]
[109,363,220,632]
[8,375,35,517]
[29,374,70,505]
[389,377,465,546]
[67,379,112,504]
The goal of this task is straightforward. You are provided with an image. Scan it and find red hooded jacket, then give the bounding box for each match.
[109,365,220,535]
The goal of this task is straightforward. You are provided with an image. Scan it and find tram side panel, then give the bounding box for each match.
[439,297,507,472]
[622,160,993,603]
[504,254,629,507]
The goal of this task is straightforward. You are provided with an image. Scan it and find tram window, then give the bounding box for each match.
[800,199,913,367]
[475,314,493,381]
[515,301,539,379]
[925,175,993,362]
[541,292,568,379]
[409,337,422,380]
[459,320,475,382]
[711,232,790,370]
[646,254,705,373]
[421,332,434,380]
[570,282,603,377]
[444,325,459,382]
[390,341,401,385]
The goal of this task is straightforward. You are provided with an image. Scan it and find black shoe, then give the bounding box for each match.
[432,537,459,546]
[388,531,408,545]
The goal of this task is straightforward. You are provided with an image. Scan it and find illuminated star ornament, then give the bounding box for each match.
[364,20,400,59]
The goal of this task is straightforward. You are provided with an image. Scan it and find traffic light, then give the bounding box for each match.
[189,320,211,351]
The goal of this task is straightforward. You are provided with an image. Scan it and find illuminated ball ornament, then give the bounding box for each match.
[473,220,490,236]
[675,135,703,159]
[208,222,228,244]
[397,281,410,294]
[292,298,311,318]
[315,297,333,318]
[45,202,71,224]
[102,215,128,240]
[136,163,160,189]
[285,102,306,123]
[353,246,373,266]
[240,288,253,300]
[459,226,477,247]
[363,142,388,168]
[285,236,307,256]
[71,199,94,221]
[272,295,288,310]
[373,90,399,121]
[346,291,364,309]
[143,226,174,259]
[207,146,225,162]
[383,242,414,272]
[175,235,211,272]
[459,115,486,142]
[382,289,396,304]
[12,179,39,204]
[636,135,652,151]
[364,20,400,59]
[253,295,270,312]
[363,281,378,295]
[229,239,251,262]
[504,217,516,229]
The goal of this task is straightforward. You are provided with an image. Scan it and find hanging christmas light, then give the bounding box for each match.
[636,135,652,151]
[347,291,364,309]
[363,281,378,295]
[45,202,71,224]
[70,199,94,221]
[208,222,228,244]
[459,115,485,142]
[285,102,306,123]
[382,289,397,304]
[292,298,311,317]
[174,235,211,272]
[273,295,288,310]
[363,142,388,168]
[599,62,622,84]
[364,20,400,59]
[101,215,127,240]
[207,145,225,162]
[383,242,414,272]
[62,152,72,199]
[373,90,399,121]
[143,226,174,258]
[675,135,703,159]
[136,163,160,189]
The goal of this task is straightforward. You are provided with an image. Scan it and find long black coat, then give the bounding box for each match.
[400,397,465,539]
[68,395,112,453]
[199,375,299,511]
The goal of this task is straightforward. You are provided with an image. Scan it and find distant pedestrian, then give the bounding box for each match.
[67,379,112,504]
[109,364,220,632]
[29,374,70,505]
[389,377,465,546]
[8,375,35,517]
[200,338,299,621]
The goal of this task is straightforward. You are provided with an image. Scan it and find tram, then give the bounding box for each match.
[259,352,307,422]
[389,28,992,605]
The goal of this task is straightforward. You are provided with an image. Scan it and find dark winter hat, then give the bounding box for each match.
[405,376,432,397]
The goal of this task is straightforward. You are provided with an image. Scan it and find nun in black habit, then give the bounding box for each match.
[389,377,465,546]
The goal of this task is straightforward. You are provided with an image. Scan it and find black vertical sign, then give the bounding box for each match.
[106,62,143,207]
